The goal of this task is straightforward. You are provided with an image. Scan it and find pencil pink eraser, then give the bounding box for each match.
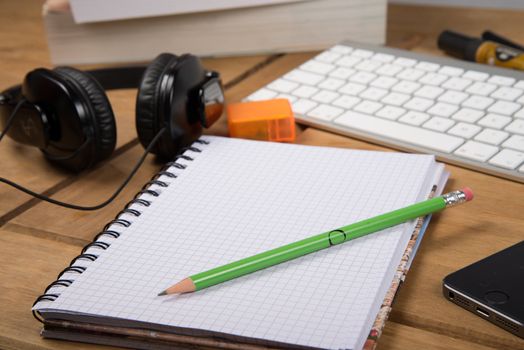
[462,187,474,201]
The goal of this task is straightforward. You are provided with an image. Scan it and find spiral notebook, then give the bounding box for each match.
[33,136,447,350]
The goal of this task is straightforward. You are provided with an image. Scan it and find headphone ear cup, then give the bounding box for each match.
[54,67,117,165]
[135,53,178,152]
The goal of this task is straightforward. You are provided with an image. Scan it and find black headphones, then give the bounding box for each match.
[0,53,224,172]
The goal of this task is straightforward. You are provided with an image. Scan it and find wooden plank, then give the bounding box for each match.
[0,228,116,349]
[297,128,524,349]
[387,4,524,54]
[6,144,163,245]
[378,322,497,350]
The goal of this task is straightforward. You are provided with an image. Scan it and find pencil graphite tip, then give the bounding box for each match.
[157,290,168,296]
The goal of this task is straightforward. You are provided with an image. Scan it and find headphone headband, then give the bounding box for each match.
[86,66,146,90]
[0,65,147,101]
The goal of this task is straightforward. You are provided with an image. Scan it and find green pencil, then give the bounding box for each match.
[158,188,474,295]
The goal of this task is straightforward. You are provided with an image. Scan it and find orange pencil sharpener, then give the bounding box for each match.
[227,99,295,142]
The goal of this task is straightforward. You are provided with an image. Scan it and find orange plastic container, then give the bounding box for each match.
[227,99,295,142]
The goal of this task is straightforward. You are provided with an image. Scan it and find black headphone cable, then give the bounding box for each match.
[0,98,26,142]
[0,101,167,211]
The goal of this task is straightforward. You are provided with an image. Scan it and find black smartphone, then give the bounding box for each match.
[442,240,524,339]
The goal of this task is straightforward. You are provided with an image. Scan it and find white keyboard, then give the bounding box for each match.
[247,42,524,183]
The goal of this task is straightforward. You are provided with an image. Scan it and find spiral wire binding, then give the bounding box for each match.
[32,139,210,322]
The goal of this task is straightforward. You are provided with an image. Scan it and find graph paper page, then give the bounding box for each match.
[37,136,437,350]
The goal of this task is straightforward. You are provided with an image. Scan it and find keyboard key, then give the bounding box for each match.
[375,106,406,120]
[247,88,277,101]
[488,101,521,116]
[415,61,440,72]
[371,53,395,63]
[423,117,455,132]
[391,80,420,94]
[452,108,484,123]
[307,104,343,121]
[427,102,459,118]
[404,97,434,111]
[285,70,324,85]
[396,68,425,81]
[292,85,318,98]
[330,45,353,54]
[439,66,463,76]
[311,90,339,103]
[515,108,524,119]
[478,114,512,129]
[354,59,382,72]
[503,135,524,151]
[332,95,361,109]
[505,119,524,135]
[474,129,509,145]
[487,75,515,86]
[454,141,499,162]
[438,90,468,104]
[370,76,398,89]
[514,81,524,89]
[448,122,481,138]
[415,86,444,99]
[381,92,411,106]
[349,71,377,84]
[353,49,374,58]
[399,111,430,125]
[393,57,417,67]
[462,70,489,81]
[490,87,523,101]
[418,73,448,86]
[465,82,497,96]
[340,82,366,96]
[442,77,472,91]
[335,56,361,68]
[318,78,345,91]
[301,60,334,75]
[354,100,383,114]
[375,64,403,76]
[328,67,355,80]
[267,79,299,93]
[291,99,317,114]
[359,87,388,101]
[462,95,494,110]
[334,111,464,153]
[488,149,524,169]
[315,51,341,63]
[513,80,524,90]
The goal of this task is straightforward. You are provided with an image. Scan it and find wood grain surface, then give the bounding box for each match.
[1,1,523,349]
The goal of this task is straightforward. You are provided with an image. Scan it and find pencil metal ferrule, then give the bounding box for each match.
[442,190,467,207]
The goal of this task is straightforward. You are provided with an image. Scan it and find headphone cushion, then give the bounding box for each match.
[136,53,177,149]
[54,67,117,162]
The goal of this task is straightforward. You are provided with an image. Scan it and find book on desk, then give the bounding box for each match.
[33,136,448,349]
[42,0,386,65]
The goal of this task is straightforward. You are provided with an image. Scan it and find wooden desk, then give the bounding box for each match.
[1,2,523,349]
